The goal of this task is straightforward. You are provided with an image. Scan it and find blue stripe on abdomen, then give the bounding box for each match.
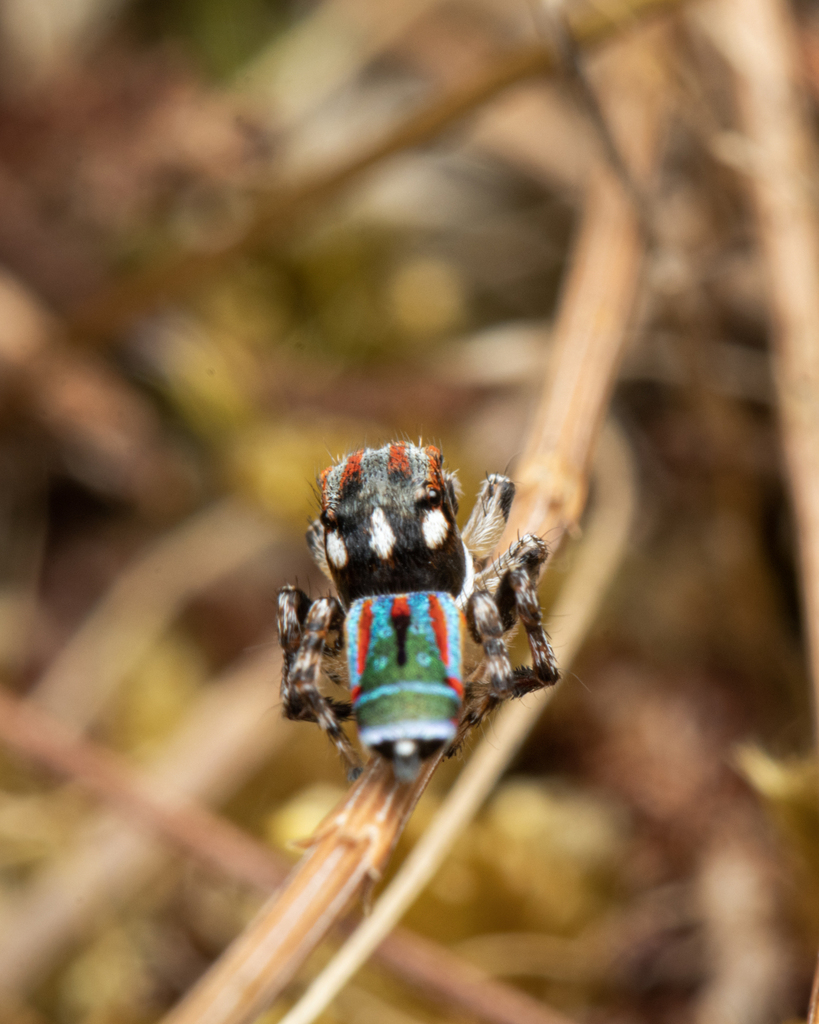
[354,681,459,707]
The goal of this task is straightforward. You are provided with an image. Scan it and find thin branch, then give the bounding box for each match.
[159,756,439,1024]
[277,421,637,1024]
[0,684,287,892]
[529,1,656,240]
[0,676,604,1024]
[695,0,819,752]
[0,646,285,996]
[0,270,188,515]
[157,23,669,1024]
[370,925,580,1024]
[67,0,684,341]
[809,952,819,1024]
[31,498,276,732]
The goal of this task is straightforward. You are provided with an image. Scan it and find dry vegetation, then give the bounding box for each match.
[0,0,817,1022]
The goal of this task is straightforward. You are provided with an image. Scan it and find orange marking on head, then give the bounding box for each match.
[319,467,331,508]
[340,449,364,494]
[424,445,444,490]
[387,443,411,478]
[356,599,373,677]
[427,593,449,667]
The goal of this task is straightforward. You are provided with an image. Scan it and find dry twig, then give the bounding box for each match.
[68,0,683,340]
[809,953,819,1024]
[0,678,603,1024]
[157,23,669,1024]
[31,498,277,731]
[277,420,636,1024]
[0,646,285,995]
[0,684,287,892]
[694,0,819,756]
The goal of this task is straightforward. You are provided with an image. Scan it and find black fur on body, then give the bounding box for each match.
[317,443,465,605]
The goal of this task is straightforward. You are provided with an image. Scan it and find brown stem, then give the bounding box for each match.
[30,497,277,731]
[0,646,286,995]
[0,683,589,1024]
[157,757,439,1024]
[698,0,819,753]
[809,952,819,1024]
[67,0,684,342]
[0,684,287,892]
[371,926,577,1024]
[156,22,670,1024]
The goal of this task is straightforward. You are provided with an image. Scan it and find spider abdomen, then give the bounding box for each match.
[345,591,465,781]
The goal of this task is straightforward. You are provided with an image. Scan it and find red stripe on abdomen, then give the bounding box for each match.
[427,593,449,668]
[356,599,373,677]
[447,676,464,698]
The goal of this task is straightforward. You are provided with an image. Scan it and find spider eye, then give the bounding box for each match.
[320,509,337,529]
[414,485,441,507]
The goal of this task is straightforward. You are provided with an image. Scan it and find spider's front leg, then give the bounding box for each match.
[278,584,312,680]
[462,474,516,560]
[277,588,362,778]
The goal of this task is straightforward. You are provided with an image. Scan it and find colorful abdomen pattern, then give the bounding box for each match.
[344,591,465,758]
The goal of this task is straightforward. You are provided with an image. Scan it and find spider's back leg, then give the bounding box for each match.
[456,589,516,741]
[454,534,558,746]
[497,566,559,691]
[278,584,312,678]
[278,590,361,778]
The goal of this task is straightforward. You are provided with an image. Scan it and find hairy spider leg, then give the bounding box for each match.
[500,568,559,689]
[473,533,548,595]
[454,535,558,746]
[461,474,516,560]
[277,584,313,677]
[281,594,363,778]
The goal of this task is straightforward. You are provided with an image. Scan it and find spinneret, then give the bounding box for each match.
[277,440,560,782]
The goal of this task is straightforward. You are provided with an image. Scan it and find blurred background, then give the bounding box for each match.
[0,0,817,1020]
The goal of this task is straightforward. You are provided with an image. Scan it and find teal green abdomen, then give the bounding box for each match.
[345,592,465,749]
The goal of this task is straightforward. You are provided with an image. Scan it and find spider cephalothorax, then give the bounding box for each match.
[278,441,558,781]
[315,443,466,605]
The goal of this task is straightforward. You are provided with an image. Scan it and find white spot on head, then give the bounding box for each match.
[422,508,449,548]
[325,531,348,568]
[369,507,396,560]
[394,739,416,758]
